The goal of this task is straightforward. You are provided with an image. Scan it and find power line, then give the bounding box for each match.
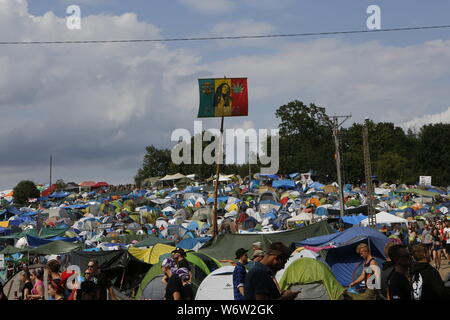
[1,24,450,45]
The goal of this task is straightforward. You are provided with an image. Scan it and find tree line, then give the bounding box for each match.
[135,100,450,187]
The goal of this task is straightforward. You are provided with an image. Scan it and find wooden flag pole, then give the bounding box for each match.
[212,115,224,237]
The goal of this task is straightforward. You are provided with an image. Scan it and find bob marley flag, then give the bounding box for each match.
[198,78,248,118]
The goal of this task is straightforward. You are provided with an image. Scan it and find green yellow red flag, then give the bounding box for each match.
[198,78,248,118]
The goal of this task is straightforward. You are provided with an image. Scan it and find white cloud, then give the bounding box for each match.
[401,106,450,130]
[3,0,450,188]
[178,0,234,14]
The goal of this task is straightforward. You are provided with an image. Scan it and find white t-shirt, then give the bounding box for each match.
[444,228,450,244]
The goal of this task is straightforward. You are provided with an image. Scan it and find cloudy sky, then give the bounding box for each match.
[1,0,450,189]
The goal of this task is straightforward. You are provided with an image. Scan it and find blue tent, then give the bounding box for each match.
[308,182,325,191]
[26,235,80,247]
[342,215,368,225]
[272,180,296,189]
[297,227,388,287]
[315,207,328,216]
[50,191,71,199]
[177,237,212,250]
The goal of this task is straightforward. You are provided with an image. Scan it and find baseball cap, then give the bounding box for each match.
[171,248,186,257]
[235,248,248,259]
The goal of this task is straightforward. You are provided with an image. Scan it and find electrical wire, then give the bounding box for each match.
[0,25,450,45]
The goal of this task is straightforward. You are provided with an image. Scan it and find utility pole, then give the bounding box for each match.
[49,155,53,190]
[331,115,351,218]
[362,119,377,228]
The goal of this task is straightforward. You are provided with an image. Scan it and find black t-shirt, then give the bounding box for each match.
[165,274,183,300]
[244,262,280,300]
[388,271,412,300]
[90,272,112,300]
[177,258,191,271]
[182,283,194,300]
[22,282,33,300]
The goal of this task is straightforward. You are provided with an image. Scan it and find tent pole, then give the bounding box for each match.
[212,115,224,237]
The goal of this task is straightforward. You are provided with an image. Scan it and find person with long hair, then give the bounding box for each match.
[48,280,65,300]
[213,83,232,117]
[28,268,44,300]
[431,228,443,270]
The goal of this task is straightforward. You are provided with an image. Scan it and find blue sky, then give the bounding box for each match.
[1,0,450,189]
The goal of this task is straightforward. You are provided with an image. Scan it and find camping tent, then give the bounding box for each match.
[360,211,408,226]
[297,227,388,287]
[135,251,222,300]
[195,266,235,300]
[278,258,345,300]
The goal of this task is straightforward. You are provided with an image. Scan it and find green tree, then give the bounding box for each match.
[275,100,334,180]
[134,146,172,186]
[416,123,450,185]
[375,152,415,184]
[13,180,40,205]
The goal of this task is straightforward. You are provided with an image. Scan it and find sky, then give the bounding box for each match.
[1,0,450,189]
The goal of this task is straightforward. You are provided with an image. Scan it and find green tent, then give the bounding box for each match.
[0,226,68,241]
[132,236,176,248]
[28,241,81,255]
[0,245,30,255]
[100,234,149,244]
[279,257,345,300]
[135,252,222,300]
[396,189,439,197]
[199,220,335,260]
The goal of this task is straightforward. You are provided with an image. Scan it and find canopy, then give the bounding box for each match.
[199,220,335,260]
[272,180,296,189]
[28,241,82,255]
[158,173,186,181]
[132,236,176,248]
[79,181,97,187]
[360,211,408,226]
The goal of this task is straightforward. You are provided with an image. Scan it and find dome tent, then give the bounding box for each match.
[279,257,345,300]
[135,251,222,300]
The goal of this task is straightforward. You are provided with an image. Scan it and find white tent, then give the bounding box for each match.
[287,212,320,222]
[195,266,234,300]
[360,211,408,226]
[158,173,186,181]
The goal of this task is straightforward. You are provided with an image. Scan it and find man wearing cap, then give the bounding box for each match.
[172,248,192,281]
[244,242,298,300]
[233,248,248,300]
[161,258,182,300]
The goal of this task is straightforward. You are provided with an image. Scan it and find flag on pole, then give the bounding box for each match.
[198,78,248,118]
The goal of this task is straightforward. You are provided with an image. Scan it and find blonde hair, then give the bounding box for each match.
[356,243,370,254]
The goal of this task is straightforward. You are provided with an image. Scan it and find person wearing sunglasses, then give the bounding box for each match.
[244,242,299,300]
[387,244,413,300]
[86,260,117,300]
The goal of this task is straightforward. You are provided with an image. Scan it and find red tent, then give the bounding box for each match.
[41,184,57,197]
[92,182,109,188]
[79,181,97,187]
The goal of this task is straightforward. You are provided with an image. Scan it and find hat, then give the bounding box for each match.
[61,270,75,284]
[162,258,176,269]
[252,242,262,247]
[175,267,190,281]
[235,248,248,259]
[252,250,264,259]
[171,248,186,257]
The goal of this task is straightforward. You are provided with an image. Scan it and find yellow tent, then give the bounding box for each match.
[128,243,176,264]
[0,221,9,228]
